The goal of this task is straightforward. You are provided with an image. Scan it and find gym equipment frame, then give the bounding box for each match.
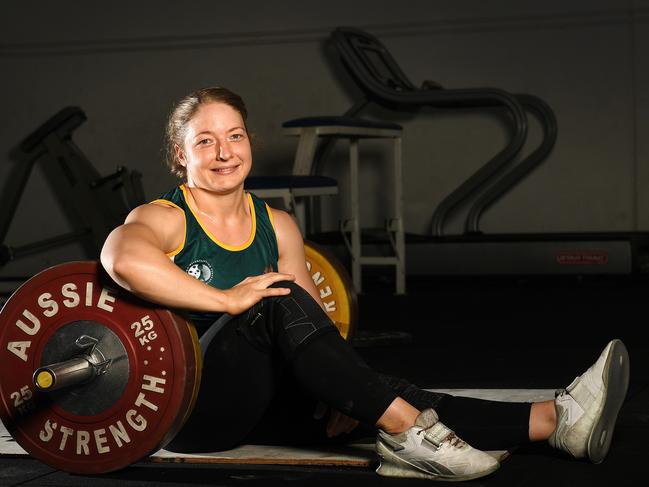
[323,26,649,277]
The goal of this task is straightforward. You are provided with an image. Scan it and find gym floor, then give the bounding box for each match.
[1,272,647,487]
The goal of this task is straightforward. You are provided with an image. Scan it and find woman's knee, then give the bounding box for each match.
[260,280,337,356]
[269,280,309,295]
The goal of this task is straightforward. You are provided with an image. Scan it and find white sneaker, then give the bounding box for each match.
[375,409,500,481]
[549,339,630,463]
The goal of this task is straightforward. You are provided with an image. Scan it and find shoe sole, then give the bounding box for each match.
[587,339,630,464]
[375,441,500,482]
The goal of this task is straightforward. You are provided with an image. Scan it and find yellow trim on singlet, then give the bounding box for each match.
[149,198,186,258]
[265,203,277,233]
[179,184,257,252]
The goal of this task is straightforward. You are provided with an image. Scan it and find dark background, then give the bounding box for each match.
[1,1,648,486]
[2,0,649,276]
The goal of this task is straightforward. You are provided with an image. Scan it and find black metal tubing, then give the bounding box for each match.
[0,152,36,244]
[18,107,85,154]
[331,27,528,237]
[4,229,90,262]
[1,107,87,245]
[427,89,527,237]
[465,94,558,233]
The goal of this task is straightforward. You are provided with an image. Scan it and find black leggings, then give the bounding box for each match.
[166,282,531,453]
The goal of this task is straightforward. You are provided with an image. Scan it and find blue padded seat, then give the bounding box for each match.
[283,116,402,131]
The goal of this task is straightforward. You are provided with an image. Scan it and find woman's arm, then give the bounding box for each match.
[272,208,324,309]
[101,203,293,314]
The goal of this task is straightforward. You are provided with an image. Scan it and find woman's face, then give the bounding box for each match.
[177,102,252,193]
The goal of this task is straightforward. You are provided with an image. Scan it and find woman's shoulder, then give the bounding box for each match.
[121,202,185,253]
[265,207,302,246]
[125,201,184,231]
[138,184,187,222]
[153,185,186,207]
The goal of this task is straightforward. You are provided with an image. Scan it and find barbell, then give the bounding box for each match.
[0,245,356,474]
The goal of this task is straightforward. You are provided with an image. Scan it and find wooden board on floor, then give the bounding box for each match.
[151,442,378,467]
[149,442,510,466]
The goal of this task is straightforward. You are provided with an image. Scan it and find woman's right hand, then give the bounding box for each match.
[223,272,295,315]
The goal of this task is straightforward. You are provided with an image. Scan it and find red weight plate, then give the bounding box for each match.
[0,261,199,474]
[156,315,202,450]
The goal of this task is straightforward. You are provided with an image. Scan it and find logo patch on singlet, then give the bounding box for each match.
[186,260,214,284]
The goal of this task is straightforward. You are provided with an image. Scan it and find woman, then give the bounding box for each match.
[100,87,629,482]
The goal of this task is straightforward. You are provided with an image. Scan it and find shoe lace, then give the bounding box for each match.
[417,426,465,448]
[441,432,465,448]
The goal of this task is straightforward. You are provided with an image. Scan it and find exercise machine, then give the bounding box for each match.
[316,26,649,277]
[0,106,144,268]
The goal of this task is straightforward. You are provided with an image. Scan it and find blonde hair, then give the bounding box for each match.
[163,87,248,179]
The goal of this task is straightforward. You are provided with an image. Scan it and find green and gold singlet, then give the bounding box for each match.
[152,184,279,326]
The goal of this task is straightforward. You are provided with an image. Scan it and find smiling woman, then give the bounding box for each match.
[176,103,251,194]
[163,87,249,179]
[97,86,629,482]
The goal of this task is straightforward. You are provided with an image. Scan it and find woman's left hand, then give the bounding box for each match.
[316,404,359,437]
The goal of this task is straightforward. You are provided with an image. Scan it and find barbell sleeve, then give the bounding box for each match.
[33,356,96,392]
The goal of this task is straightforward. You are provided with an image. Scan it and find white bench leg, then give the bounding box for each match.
[393,136,406,295]
[349,137,362,293]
